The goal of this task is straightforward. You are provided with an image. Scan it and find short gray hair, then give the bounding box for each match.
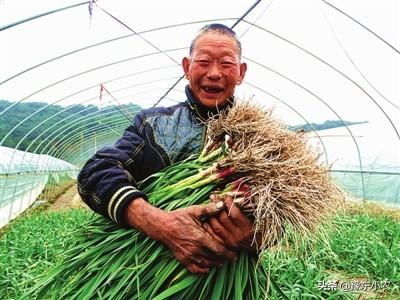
[189,23,242,58]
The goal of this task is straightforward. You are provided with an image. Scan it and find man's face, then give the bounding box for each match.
[182,32,247,108]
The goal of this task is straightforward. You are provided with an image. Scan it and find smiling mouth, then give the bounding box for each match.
[201,86,224,95]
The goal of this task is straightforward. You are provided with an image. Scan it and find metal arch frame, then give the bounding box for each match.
[35,88,187,162]
[1,67,184,195]
[21,83,185,161]
[1,0,90,213]
[318,2,399,110]
[2,18,397,145]
[21,65,180,149]
[95,76,183,102]
[321,0,400,54]
[243,56,364,174]
[0,48,187,146]
[1,110,132,212]
[2,19,397,145]
[13,105,101,156]
[55,119,130,162]
[110,87,186,104]
[26,86,185,163]
[35,106,135,157]
[1,3,397,131]
[2,78,167,186]
[33,111,115,160]
[1,79,184,204]
[0,46,185,118]
[238,20,400,141]
[2,0,396,64]
[0,18,238,88]
[43,110,131,157]
[0,1,90,32]
[24,106,106,154]
[1,97,138,202]
[51,119,126,160]
[9,47,185,107]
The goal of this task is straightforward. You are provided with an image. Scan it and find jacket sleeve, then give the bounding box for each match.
[77,111,150,226]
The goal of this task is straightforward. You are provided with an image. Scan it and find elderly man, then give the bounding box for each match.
[78,23,256,274]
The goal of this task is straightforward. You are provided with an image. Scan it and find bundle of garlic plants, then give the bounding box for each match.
[28,101,342,300]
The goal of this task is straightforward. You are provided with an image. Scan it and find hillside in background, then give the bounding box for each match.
[288,120,367,132]
[0,100,141,156]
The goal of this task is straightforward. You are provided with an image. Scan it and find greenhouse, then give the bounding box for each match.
[1,0,399,299]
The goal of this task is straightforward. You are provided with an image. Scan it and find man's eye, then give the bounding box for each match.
[221,62,236,67]
[196,60,210,65]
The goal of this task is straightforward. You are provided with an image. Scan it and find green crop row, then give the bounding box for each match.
[265,209,399,299]
[0,209,92,299]
[1,204,399,299]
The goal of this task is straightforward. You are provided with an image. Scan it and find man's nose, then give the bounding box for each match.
[207,62,222,79]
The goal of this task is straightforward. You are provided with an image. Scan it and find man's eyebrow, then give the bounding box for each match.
[193,49,238,58]
[197,48,237,55]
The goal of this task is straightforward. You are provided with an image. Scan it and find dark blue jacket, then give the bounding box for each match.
[77,86,233,226]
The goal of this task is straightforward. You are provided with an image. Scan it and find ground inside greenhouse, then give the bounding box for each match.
[51,184,88,210]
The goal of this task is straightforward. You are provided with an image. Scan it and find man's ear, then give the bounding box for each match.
[182,57,190,79]
[237,62,247,85]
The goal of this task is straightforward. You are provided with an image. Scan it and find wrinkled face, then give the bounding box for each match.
[182,32,247,108]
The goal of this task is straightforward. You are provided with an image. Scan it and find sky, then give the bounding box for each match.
[0,0,399,127]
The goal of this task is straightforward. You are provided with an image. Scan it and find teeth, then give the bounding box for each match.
[204,87,222,93]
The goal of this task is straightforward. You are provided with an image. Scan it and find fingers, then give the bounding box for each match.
[193,201,225,223]
[208,215,239,251]
[209,194,219,203]
[222,196,249,225]
[165,205,239,276]
[186,244,226,274]
[189,244,225,266]
[208,195,257,252]
[210,194,248,225]
[210,196,237,232]
[200,231,237,261]
[202,222,224,245]
[191,255,223,268]
[183,233,230,274]
[192,202,225,219]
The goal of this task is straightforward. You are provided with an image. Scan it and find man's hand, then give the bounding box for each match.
[125,198,237,274]
[160,205,237,274]
[204,195,260,254]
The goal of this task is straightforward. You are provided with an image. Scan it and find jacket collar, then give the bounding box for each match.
[185,85,234,122]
